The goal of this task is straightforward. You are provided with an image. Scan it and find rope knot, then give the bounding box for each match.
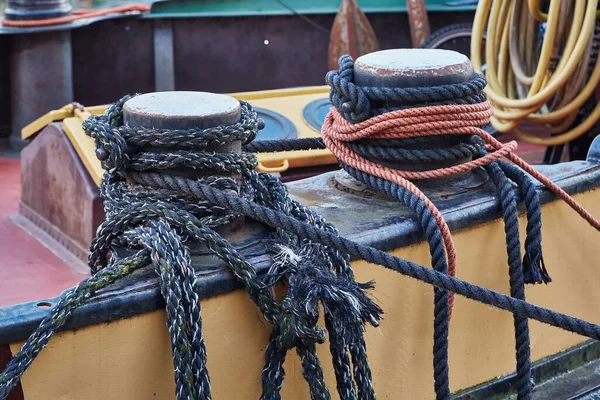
[326,55,371,123]
[275,308,326,350]
[83,94,136,174]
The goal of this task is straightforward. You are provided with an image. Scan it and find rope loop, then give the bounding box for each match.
[326,55,371,123]
[82,94,260,177]
[326,55,489,124]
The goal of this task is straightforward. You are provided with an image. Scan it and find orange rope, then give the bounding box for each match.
[1,4,150,27]
[322,100,600,313]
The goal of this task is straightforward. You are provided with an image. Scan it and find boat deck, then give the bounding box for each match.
[0,157,87,308]
[0,133,548,308]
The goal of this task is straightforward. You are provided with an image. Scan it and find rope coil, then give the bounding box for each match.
[471,0,600,146]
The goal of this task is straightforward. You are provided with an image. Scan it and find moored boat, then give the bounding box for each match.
[2,46,600,399]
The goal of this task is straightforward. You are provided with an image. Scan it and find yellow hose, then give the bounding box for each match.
[471,0,600,146]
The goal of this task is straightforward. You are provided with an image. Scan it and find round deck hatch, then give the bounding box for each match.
[302,98,332,132]
[254,108,297,141]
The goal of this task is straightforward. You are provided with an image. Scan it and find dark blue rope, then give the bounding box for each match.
[483,160,533,399]
[323,54,546,400]
[497,161,550,284]
[341,164,451,399]
[177,178,600,339]
[325,55,488,123]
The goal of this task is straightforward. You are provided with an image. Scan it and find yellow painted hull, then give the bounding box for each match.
[11,190,600,399]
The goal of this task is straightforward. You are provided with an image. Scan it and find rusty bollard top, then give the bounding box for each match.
[353,48,474,88]
[123,91,243,179]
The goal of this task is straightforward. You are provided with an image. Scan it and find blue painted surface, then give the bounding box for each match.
[254,108,298,141]
[303,98,333,133]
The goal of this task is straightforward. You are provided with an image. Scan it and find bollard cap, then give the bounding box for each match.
[354,49,474,88]
[123,91,241,130]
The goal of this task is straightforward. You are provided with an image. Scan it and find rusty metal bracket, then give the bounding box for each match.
[328,0,380,70]
[406,0,430,47]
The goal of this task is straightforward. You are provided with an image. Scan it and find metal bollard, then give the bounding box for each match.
[354,48,475,169]
[332,48,486,197]
[123,91,243,178]
[119,91,256,264]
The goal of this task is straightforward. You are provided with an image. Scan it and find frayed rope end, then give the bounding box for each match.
[523,252,552,285]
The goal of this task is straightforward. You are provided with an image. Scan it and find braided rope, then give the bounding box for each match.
[325,55,488,123]
[319,55,600,400]
[483,161,533,399]
[322,57,504,400]
[155,177,600,341]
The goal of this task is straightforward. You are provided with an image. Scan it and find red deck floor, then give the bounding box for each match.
[0,158,87,308]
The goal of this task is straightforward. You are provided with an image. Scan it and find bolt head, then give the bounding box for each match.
[95,148,109,161]
[341,102,353,113]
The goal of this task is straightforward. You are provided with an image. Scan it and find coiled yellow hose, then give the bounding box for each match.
[471,0,600,146]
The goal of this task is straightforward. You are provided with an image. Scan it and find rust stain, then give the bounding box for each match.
[406,0,430,47]
[328,0,380,70]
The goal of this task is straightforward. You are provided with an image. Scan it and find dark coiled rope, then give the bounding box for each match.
[0,96,383,400]
[327,55,547,400]
[330,56,550,400]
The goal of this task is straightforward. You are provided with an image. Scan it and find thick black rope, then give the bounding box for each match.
[327,56,489,400]
[340,164,451,399]
[483,160,533,399]
[0,250,150,399]
[329,55,550,400]
[325,55,488,123]
[498,161,549,284]
[244,101,450,400]
[141,174,600,339]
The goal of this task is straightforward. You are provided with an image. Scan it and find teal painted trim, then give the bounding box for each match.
[145,0,476,19]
